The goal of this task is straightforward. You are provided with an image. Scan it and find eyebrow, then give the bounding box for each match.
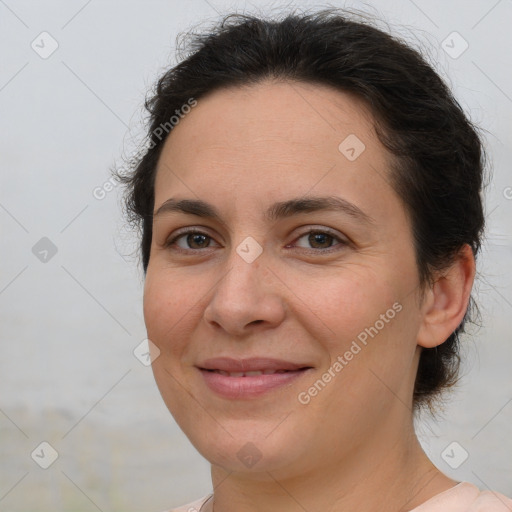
[153,196,375,226]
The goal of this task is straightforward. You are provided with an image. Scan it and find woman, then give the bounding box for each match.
[115,8,512,512]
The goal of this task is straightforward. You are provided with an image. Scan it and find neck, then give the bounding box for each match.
[209,413,457,512]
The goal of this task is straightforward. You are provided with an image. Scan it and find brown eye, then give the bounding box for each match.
[165,230,217,250]
[293,230,345,251]
[307,232,334,249]
[185,233,211,249]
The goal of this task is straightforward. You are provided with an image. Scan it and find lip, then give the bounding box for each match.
[196,357,313,399]
[197,357,310,372]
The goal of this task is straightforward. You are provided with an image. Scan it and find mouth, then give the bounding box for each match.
[201,368,304,377]
[196,357,313,399]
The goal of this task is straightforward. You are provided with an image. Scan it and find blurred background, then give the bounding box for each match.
[1,0,511,510]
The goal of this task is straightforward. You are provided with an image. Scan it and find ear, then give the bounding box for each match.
[417,244,476,349]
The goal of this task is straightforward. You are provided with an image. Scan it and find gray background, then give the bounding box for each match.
[1,0,511,511]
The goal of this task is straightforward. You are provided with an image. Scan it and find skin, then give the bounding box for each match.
[143,80,476,512]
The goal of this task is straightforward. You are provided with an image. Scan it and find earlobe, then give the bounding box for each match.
[417,244,476,349]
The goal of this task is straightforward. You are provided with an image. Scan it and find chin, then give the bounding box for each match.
[182,419,308,476]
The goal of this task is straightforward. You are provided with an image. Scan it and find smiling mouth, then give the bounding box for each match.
[197,365,313,399]
[202,368,308,377]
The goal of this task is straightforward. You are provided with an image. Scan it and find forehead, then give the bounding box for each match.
[153,80,399,221]
[157,80,377,162]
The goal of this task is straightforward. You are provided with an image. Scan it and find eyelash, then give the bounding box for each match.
[164,228,348,254]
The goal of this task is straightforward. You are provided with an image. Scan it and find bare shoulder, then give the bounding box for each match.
[468,490,512,511]
[163,493,213,512]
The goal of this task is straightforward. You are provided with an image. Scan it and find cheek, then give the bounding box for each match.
[143,270,202,419]
[143,269,198,356]
[297,264,414,398]
[298,263,398,351]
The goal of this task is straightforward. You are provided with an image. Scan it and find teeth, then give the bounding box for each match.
[213,369,290,377]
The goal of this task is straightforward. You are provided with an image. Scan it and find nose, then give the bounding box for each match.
[203,252,286,337]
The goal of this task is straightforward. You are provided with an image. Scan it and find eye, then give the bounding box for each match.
[290,229,347,252]
[164,227,347,254]
[165,229,218,251]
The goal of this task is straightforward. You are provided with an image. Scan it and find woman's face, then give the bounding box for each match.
[144,81,425,476]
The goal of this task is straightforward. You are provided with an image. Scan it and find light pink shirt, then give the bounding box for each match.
[167,482,512,511]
